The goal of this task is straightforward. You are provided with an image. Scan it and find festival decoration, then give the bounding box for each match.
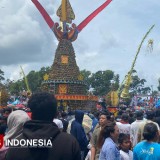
[20,66,32,96]
[78,74,84,81]
[43,73,49,81]
[107,107,118,117]
[120,25,155,99]
[31,0,112,42]
[61,55,69,64]
[110,91,119,107]
[31,0,110,109]
[58,84,67,94]
[147,39,154,53]
[106,91,119,107]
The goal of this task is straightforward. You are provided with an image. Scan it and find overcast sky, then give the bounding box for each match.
[0,0,160,90]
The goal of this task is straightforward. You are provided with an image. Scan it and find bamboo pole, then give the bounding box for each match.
[120,25,155,99]
[20,66,31,94]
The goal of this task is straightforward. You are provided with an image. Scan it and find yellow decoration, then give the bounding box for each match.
[110,91,119,107]
[43,74,49,81]
[120,74,132,99]
[78,74,84,81]
[55,95,98,101]
[20,66,31,94]
[59,84,67,94]
[57,0,75,24]
[63,101,67,107]
[61,55,68,64]
[120,25,155,99]
[62,0,67,21]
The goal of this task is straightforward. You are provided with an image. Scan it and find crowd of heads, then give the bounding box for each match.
[1,92,160,160]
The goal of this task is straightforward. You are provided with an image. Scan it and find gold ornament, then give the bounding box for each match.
[59,84,67,94]
[61,55,68,64]
[57,0,75,24]
[110,91,119,106]
[78,74,84,81]
[43,74,49,81]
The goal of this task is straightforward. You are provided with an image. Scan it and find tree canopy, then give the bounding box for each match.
[158,78,160,91]
[0,69,5,83]
[1,67,158,98]
[129,71,151,95]
[81,70,119,96]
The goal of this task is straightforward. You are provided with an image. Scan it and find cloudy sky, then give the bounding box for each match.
[0,0,160,90]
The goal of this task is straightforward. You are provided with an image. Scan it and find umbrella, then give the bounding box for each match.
[67,114,93,134]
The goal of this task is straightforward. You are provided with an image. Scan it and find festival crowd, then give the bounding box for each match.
[0,92,160,160]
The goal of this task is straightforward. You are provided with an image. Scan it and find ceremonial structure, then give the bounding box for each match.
[120,25,154,100]
[32,0,112,110]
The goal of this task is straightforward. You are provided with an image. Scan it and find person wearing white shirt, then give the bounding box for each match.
[118,133,133,160]
[116,113,131,135]
[130,110,144,147]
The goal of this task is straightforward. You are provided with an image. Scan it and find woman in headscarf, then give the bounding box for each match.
[0,110,30,160]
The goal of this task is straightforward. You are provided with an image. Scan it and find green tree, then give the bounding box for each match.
[26,66,51,92]
[90,70,114,96]
[152,90,158,96]
[80,70,92,90]
[112,74,120,91]
[129,71,150,95]
[0,69,5,82]
[140,87,151,95]
[27,70,40,92]
[8,79,25,95]
[8,66,51,94]
[80,70,119,96]
[158,78,160,91]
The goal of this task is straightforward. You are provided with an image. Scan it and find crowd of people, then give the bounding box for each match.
[0,92,160,160]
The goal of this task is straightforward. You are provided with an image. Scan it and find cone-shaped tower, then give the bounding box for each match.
[41,0,97,110]
[50,39,80,81]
